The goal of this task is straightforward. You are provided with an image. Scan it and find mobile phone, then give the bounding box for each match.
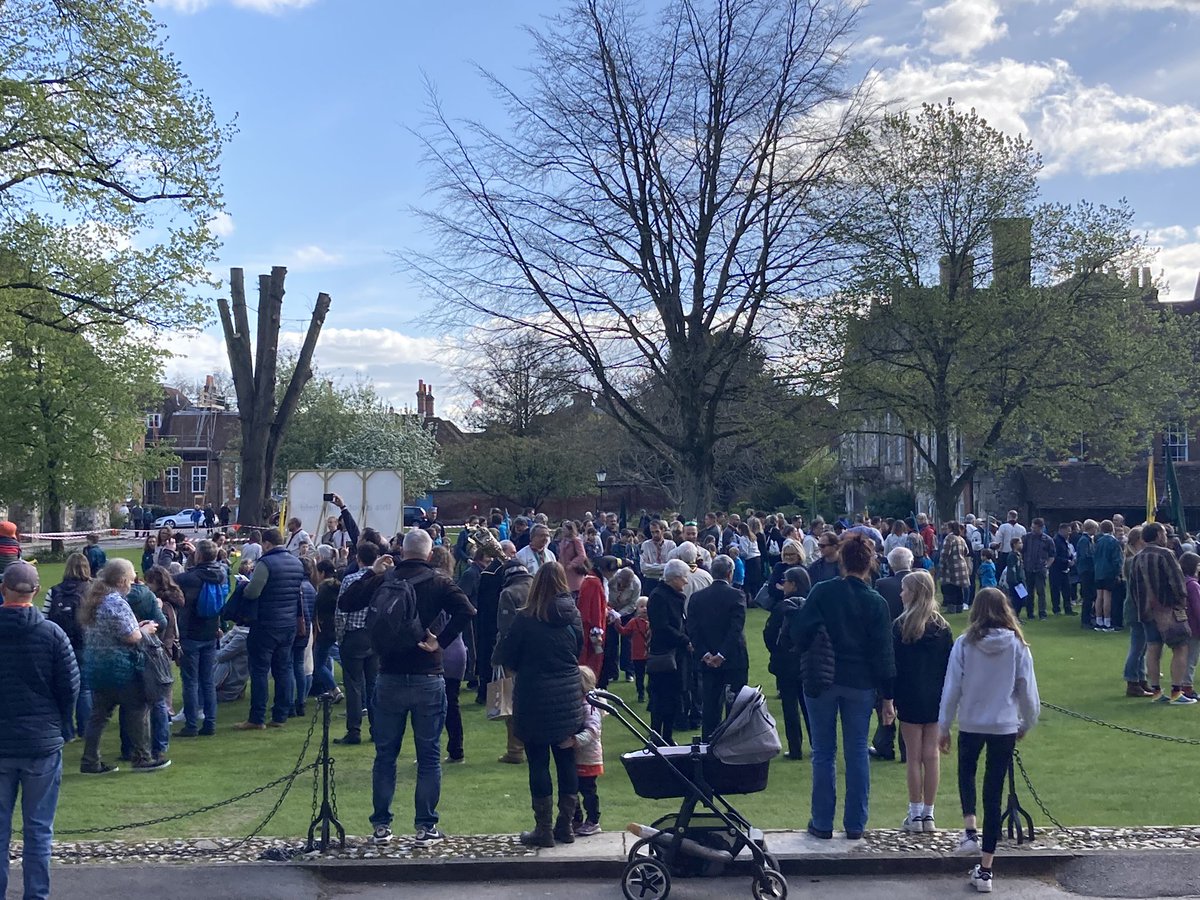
[322,493,334,502]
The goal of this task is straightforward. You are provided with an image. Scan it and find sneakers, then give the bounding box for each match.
[370,825,393,845]
[414,826,445,847]
[1170,692,1198,705]
[175,726,200,738]
[956,832,981,855]
[971,864,993,893]
[1147,687,1164,701]
[133,757,172,772]
[1155,691,1172,704]
[575,821,602,837]
[923,815,936,833]
[902,815,923,833]
[80,763,119,775]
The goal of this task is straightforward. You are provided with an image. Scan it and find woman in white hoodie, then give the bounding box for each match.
[938,587,1040,894]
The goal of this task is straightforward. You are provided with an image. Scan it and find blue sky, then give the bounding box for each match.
[156,0,1200,417]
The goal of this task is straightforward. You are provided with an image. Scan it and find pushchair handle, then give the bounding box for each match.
[586,689,622,716]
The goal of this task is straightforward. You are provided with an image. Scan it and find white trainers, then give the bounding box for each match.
[902,814,923,833]
[956,832,981,855]
[971,864,993,893]
[922,815,936,833]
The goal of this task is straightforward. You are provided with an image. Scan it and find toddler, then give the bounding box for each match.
[572,665,605,836]
[618,597,651,701]
[977,549,997,589]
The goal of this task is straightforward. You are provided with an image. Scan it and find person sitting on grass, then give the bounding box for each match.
[893,571,952,834]
[939,586,1039,894]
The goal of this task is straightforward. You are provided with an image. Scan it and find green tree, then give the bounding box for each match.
[412,0,864,517]
[0,0,227,330]
[0,302,176,550]
[441,433,592,510]
[834,101,1186,521]
[324,407,442,501]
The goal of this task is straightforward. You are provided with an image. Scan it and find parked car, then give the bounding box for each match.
[153,508,201,529]
[403,506,427,527]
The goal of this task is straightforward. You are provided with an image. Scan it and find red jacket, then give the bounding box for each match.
[618,615,650,661]
[577,574,607,678]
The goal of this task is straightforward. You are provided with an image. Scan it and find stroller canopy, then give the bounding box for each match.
[708,685,781,765]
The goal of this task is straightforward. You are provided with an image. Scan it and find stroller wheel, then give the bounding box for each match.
[752,868,787,899]
[622,857,671,900]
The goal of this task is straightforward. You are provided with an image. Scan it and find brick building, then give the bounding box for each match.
[143,377,240,511]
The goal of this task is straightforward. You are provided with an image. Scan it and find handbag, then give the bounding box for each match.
[646,650,678,674]
[486,666,514,720]
[139,633,176,702]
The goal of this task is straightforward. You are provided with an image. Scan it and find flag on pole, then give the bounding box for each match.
[1146,453,1157,524]
[1165,447,1187,532]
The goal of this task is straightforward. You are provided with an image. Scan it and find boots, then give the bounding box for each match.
[1127,681,1153,697]
[519,796,555,848]
[553,794,578,844]
[1139,680,1155,696]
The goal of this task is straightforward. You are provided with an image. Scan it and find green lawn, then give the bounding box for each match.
[40,596,1200,840]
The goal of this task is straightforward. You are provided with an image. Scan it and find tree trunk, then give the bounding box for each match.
[218,267,330,527]
[46,485,64,556]
[677,445,717,520]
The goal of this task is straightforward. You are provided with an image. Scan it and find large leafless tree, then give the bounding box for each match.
[412,0,864,515]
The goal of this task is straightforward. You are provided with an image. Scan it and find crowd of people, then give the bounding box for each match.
[3,499,1197,897]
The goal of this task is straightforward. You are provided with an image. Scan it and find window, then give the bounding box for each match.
[191,465,208,494]
[1164,425,1189,463]
[145,413,162,430]
[165,467,180,494]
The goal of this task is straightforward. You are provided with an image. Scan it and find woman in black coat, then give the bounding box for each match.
[494,561,584,848]
[646,560,692,745]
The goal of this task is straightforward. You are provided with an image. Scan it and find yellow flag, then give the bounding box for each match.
[279,500,287,531]
[1146,453,1157,524]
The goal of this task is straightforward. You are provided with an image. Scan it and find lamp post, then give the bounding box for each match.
[595,467,607,517]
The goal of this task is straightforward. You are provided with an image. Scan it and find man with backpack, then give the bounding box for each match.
[174,539,227,737]
[339,528,475,847]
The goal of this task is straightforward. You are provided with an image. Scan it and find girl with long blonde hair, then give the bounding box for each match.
[891,571,953,834]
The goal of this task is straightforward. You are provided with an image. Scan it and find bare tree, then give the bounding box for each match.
[412,0,864,516]
[217,267,331,525]
[456,330,577,435]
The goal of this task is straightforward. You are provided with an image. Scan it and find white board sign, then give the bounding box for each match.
[286,469,405,540]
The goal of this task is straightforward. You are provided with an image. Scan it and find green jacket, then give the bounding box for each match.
[127,583,168,630]
[792,576,895,696]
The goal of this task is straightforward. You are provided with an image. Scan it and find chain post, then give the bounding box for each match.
[305,692,346,852]
[999,756,1035,844]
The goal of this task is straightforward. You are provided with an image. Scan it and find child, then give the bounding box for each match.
[1003,539,1029,621]
[0,522,20,571]
[1181,553,1200,700]
[977,550,997,589]
[893,571,953,833]
[938,587,1040,894]
[82,533,107,577]
[618,597,651,702]
[729,543,745,593]
[572,665,605,836]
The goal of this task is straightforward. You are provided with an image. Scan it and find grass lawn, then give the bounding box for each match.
[39,592,1200,840]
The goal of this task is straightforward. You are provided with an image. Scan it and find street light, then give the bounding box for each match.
[595,467,607,516]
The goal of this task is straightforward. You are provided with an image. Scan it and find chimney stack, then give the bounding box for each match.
[416,380,427,418]
[426,384,435,419]
[991,218,1033,292]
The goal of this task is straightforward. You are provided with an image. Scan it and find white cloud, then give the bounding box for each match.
[856,35,916,60]
[288,244,344,271]
[923,0,1007,58]
[1147,226,1200,301]
[209,212,235,238]
[156,0,316,14]
[873,57,1200,176]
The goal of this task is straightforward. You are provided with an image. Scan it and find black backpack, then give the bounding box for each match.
[368,568,437,656]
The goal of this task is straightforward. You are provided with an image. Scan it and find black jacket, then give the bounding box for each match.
[0,606,79,758]
[685,581,748,671]
[175,561,227,642]
[340,559,476,676]
[494,593,584,745]
[874,569,912,623]
[891,619,953,724]
[647,582,689,657]
[763,597,802,679]
[45,578,87,656]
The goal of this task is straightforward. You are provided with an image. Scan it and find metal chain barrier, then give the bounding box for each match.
[26,703,322,860]
[1013,749,1068,833]
[1040,700,1200,746]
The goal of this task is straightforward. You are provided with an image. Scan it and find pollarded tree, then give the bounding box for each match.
[0,0,227,331]
[413,0,866,517]
[834,101,1188,521]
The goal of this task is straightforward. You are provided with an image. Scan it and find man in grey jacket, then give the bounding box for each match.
[493,559,531,764]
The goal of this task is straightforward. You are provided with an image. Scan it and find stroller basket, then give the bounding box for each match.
[622,744,770,799]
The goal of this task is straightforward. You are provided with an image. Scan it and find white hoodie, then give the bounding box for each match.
[938,629,1040,737]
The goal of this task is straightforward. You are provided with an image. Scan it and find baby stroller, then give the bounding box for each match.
[587,686,788,900]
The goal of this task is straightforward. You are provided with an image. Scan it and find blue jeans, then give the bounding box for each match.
[65,676,91,741]
[247,626,296,725]
[1124,622,1148,683]
[806,684,876,834]
[151,698,170,758]
[0,751,62,900]
[311,635,338,695]
[292,644,312,712]
[180,638,218,730]
[370,674,447,831]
